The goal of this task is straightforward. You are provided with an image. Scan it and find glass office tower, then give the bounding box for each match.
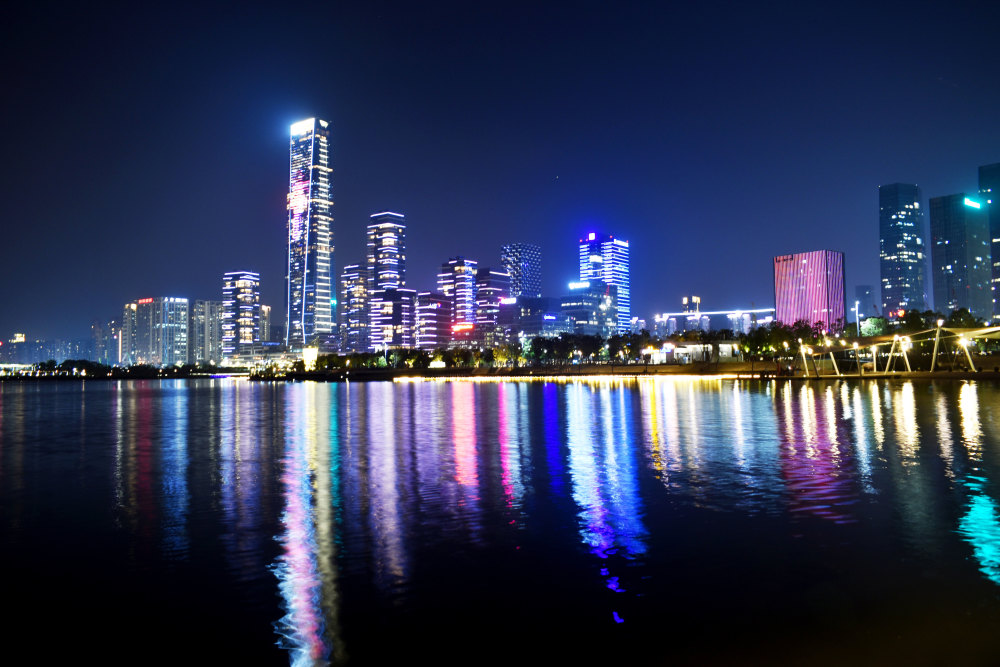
[930,193,992,321]
[578,232,630,334]
[286,118,333,347]
[878,183,926,315]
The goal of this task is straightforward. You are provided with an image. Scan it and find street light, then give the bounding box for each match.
[854,300,861,337]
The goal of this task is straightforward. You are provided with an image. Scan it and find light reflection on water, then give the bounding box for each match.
[5,377,1000,663]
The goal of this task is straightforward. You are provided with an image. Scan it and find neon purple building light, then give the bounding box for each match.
[773,250,845,330]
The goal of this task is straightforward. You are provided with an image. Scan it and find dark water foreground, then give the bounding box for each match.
[2,377,1000,665]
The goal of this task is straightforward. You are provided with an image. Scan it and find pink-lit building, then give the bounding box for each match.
[773,250,846,331]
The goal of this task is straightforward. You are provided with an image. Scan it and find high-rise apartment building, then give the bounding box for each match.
[221,271,261,358]
[979,163,1000,319]
[260,305,271,343]
[415,292,453,350]
[878,183,926,315]
[190,300,223,365]
[773,250,846,331]
[369,289,417,350]
[437,257,479,327]
[500,243,541,298]
[367,212,406,291]
[475,268,511,347]
[122,297,189,366]
[339,263,369,353]
[578,232,630,334]
[286,118,333,347]
[121,302,139,364]
[930,193,992,320]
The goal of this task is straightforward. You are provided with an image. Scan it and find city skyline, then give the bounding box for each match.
[3,4,1000,339]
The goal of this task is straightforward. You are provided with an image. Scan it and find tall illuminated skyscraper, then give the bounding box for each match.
[878,183,926,315]
[930,193,992,320]
[221,271,261,358]
[367,212,406,291]
[286,118,333,347]
[500,243,541,297]
[773,250,845,330]
[578,232,630,333]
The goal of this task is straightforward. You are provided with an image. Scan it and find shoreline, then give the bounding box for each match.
[4,362,1000,383]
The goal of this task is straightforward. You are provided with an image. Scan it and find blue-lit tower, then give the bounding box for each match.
[286,118,333,347]
[438,257,479,327]
[221,271,261,358]
[930,193,992,320]
[367,212,406,291]
[579,232,630,334]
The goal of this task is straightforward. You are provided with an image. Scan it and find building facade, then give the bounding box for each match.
[979,163,1000,320]
[930,193,992,320]
[773,250,846,331]
[367,212,406,292]
[339,263,369,353]
[122,297,189,366]
[260,305,271,343]
[286,118,333,347]
[500,243,541,298]
[578,232,630,334]
[437,257,479,328]
[190,299,223,365]
[560,280,618,338]
[221,271,261,358]
[878,183,926,315]
[415,292,453,350]
[474,267,511,347]
[369,289,417,350]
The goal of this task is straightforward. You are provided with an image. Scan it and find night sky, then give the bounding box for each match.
[4,2,1000,340]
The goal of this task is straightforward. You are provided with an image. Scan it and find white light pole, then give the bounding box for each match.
[854,300,861,337]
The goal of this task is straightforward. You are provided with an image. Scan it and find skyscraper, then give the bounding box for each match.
[474,267,511,346]
[122,297,189,366]
[190,299,223,364]
[369,289,417,350]
[560,280,618,338]
[773,250,846,330]
[578,232,630,334]
[367,212,406,291]
[221,271,261,358]
[979,163,1000,319]
[500,243,541,298]
[437,257,479,328]
[286,118,333,347]
[260,305,271,343]
[878,183,926,315]
[930,193,992,320]
[415,292,452,350]
[339,263,369,353]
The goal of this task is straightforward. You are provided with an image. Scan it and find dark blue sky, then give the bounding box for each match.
[3,1,1000,339]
